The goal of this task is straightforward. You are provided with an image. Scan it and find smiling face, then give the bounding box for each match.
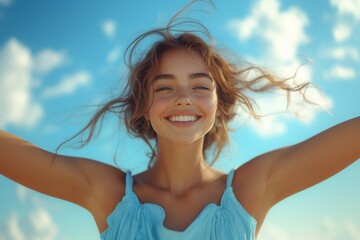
[146,48,218,145]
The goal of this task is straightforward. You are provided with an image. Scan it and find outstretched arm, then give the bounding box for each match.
[0,130,121,210]
[259,116,360,208]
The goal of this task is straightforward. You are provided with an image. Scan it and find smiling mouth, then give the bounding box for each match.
[167,115,200,122]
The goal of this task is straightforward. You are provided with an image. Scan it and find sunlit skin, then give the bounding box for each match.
[146,49,218,145]
[138,49,227,230]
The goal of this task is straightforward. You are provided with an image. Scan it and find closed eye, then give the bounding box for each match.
[194,86,210,90]
[155,86,173,92]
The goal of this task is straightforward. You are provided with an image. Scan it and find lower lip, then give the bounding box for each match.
[166,118,200,128]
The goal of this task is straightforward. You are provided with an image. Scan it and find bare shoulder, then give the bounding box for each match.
[85,161,126,232]
[231,155,277,230]
[86,161,126,204]
[86,160,126,197]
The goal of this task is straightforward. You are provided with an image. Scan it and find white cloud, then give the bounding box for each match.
[327,65,356,79]
[0,38,87,129]
[16,185,28,202]
[330,0,360,21]
[347,220,360,239]
[34,49,67,74]
[29,208,57,240]
[0,0,12,7]
[228,0,309,62]
[42,71,91,98]
[237,85,331,137]
[330,0,360,44]
[318,217,360,240]
[247,115,287,137]
[326,46,360,61]
[8,213,25,240]
[230,17,257,41]
[326,1,359,82]
[258,223,290,240]
[332,22,352,43]
[101,20,116,39]
[227,0,329,136]
[6,186,58,240]
[5,208,58,240]
[0,38,43,129]
[107,46,121,63]
[258,218,360,240]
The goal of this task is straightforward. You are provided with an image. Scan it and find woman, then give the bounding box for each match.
[1,1,359,239]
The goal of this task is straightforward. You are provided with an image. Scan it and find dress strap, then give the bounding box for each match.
[226,169,235,188]
[125,171,133,195]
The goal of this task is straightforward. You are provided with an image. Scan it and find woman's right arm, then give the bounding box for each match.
[0,130,123,210]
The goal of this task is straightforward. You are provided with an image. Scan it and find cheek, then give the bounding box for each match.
[209,99,218,115]
[148,97,168,119]
[207,93,218,111]
[198,95,218,118]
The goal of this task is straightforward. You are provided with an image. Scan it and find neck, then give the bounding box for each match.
[148,137,212,195]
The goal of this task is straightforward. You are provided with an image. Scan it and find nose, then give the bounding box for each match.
[174,89,192,106]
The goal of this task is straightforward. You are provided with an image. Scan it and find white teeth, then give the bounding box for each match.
[169,115,197,122]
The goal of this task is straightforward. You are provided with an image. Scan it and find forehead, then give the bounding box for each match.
[155,48,209,74]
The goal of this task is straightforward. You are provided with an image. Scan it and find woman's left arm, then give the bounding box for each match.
[263,116,360,207]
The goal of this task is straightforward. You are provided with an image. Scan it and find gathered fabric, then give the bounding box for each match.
[100,169,257,240]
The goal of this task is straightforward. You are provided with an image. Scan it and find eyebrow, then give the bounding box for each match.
[152,72,213,82]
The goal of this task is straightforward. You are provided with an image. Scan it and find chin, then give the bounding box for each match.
[160,134,205,145]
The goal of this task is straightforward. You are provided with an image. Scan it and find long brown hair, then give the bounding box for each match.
[57,0,312,167]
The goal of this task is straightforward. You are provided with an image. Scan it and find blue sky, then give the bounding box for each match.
[0,0,360,239]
